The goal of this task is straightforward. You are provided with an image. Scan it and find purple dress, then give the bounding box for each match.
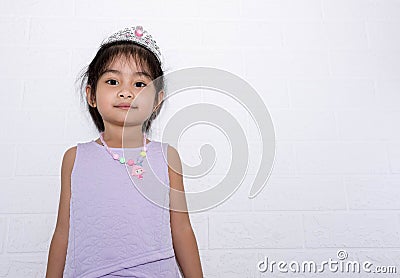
[63,139,181,277]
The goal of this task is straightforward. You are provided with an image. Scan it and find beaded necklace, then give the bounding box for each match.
[99,132,147,180]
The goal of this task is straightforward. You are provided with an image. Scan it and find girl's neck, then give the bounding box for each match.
[100,130,149,148]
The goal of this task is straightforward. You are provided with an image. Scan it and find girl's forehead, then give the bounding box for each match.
[107,55,149,73]
[109,56,138,68]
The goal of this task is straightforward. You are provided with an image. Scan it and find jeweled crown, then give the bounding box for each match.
[101,25,162,65]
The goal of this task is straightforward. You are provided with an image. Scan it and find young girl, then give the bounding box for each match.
[46,25,203,277]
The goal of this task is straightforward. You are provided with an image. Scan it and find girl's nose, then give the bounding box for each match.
[119,91,133,98]
[118,86,136,99]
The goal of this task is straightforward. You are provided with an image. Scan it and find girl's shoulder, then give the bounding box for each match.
[166,144,181,170]
[62,145,77,174]
[63,145,77,165]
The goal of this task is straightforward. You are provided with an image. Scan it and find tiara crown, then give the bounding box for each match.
[101,25,162,65]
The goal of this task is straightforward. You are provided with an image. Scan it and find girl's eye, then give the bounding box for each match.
[106,79,119,85]
[135,82,147,88]
[105,80,146,87]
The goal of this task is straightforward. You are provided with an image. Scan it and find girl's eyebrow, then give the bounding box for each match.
[100,69,152,79]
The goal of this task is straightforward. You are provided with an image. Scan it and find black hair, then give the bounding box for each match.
[76,40,165,135]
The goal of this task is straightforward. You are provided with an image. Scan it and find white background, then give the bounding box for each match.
[0,0,399,277]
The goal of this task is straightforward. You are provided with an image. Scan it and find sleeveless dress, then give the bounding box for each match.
[63,139,181,278]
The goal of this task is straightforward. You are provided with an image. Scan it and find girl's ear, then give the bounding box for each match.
[86,85,96,108]
[156,90,164,107]
[152,90,164,116]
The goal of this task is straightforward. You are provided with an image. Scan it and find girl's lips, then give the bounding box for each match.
[115,106,137,110]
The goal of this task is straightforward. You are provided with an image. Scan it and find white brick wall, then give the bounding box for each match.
[0,0,399,277]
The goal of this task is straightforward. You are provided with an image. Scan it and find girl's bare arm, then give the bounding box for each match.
[46,146,76,277]
[168,145,204,278]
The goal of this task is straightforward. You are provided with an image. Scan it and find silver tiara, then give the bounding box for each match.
[101,25,162,65]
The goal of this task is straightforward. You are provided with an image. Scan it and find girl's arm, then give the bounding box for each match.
[168,145,204,278]
[46,146,76,277]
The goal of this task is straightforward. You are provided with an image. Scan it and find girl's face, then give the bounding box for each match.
[86,55,163,128]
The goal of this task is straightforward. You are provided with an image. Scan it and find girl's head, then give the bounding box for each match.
[78,27,165,135]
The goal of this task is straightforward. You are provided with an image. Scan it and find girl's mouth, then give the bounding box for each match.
[115,106,137,110]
